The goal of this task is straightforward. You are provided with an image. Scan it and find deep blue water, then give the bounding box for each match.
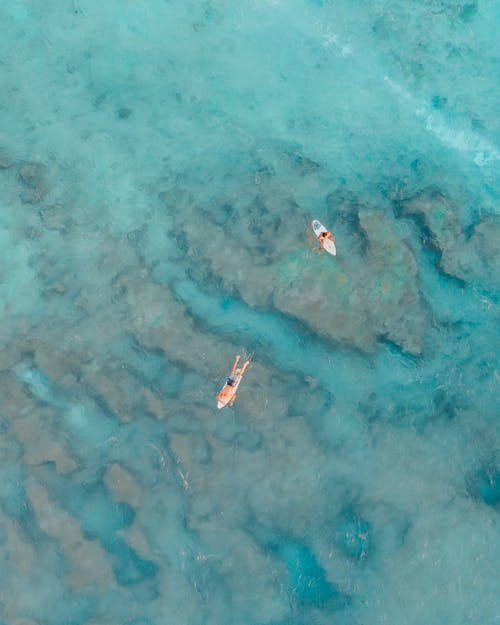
[0,1,499,624]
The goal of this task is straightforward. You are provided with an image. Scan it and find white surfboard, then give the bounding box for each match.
[312,219,336,256]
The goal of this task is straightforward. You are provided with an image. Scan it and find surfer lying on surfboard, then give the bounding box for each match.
[318,230,334,245]
[311,219,337,256]
[216,354,252,409]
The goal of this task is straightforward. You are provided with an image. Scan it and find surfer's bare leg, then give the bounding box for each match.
[230,355,241,377]
[240,359,251,376]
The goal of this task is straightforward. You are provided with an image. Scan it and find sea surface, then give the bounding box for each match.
[0,1,499,624]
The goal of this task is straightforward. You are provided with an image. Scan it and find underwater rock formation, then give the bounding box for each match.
[469,216,500,290]
[18,161,48,204]
[0,150,12,168]
[39,203,76,234]
[26,479,117,589]
[400,190,461,253]
[399,189,500,290]
[183,193,427,354]
[37,462,159,586]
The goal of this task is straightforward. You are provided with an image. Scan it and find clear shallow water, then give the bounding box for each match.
[0,1,499,623]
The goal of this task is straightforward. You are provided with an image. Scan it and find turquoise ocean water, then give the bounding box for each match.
[0,1,499,623]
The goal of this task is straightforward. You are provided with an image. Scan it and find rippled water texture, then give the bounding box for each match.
[0,1,499,624]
